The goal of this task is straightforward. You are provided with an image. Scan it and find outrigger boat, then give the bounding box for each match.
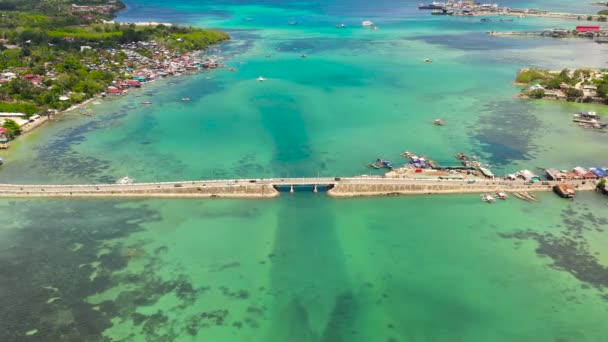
[481,194,496,203]
[369,158,394,170]
[116,176,135,185]
[496,192,509,200]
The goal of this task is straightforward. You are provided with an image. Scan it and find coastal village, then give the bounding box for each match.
[0,0,228,152]
[365,150,606,201]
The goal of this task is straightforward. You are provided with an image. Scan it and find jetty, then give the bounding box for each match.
[0,177,597,199]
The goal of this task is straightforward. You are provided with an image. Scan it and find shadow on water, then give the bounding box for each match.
[267,194,356,341]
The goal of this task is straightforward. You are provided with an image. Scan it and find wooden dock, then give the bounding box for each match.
[0,177,598,199]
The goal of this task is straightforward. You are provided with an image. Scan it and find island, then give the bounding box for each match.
[0,0,229,144]
[516,68,608,104]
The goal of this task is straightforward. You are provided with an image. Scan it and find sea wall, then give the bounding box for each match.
[0,183,280,199]
[327,181,596,197]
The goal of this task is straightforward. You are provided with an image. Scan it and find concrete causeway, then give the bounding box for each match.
[0,177,598,198]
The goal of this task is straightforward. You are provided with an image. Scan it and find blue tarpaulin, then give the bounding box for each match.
[590,168,608,177]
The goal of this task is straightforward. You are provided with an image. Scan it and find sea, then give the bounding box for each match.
[1,0,608,341]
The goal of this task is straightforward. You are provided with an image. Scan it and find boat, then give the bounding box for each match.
[418,2,445,10]
[368,163,381,169]
[336,23,346,28]
[512,192,528,201]
[116,176,135,185]
[480,18,492,22]
[481,194,496,203]
[496,192,509,200]
[401,151,413,158]
[371,26,379,30]
[424,58,433,63]
[301,54,307,58]
[522,192,539,202]
[373,158,394,169]
[257,76,266,82]
[142,101,152,105]
[431,9,454,15]
[362,20,374,26]
[288,21,298,25]
[553,183,575,199]
[182,98,191,102]
[433,119,445,126]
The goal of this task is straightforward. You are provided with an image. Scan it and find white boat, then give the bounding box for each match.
[424,58,433,63]
[257,76,266,82]
[181,98,191,102]
[481,194,496,203]
[362,20,374,26]
[496,192,509,200]
[116,176,135,185]
[433,119,445,126]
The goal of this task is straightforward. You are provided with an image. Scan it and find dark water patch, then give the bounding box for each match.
[470,100,541,166]
[219,286,250,300]
[214,262,241,272]
[407,32,546,51]
[0,199,158,341]
[274,37,367,54]
[320,293,357,342]
[500,206,608,290]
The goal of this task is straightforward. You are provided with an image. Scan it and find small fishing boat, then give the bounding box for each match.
[496,192,509,200]
[433,119,445,126]
[424,58,433,63]
[522,192,539,202]
[257,76,266,82]
[368,163,381,169]
[301,54,307,58]
[181,98,191,102]
[455,152,467,160]
[116,176,135,185]
[336,23,346,28]
[481,194,496,203]
[480,18,492,22]
[372,158,394,169]
[142,101,152,105]
[401,151,413,158]
[512,192,528,201]
[362,20,374,26]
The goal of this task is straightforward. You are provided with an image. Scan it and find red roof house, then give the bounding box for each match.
[576,26,600,33]
[126,80,142,88]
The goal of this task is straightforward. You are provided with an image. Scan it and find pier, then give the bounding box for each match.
[0,177,597,199]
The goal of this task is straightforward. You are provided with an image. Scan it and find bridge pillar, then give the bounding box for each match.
[290,185,294,193]
[313,184,318,193]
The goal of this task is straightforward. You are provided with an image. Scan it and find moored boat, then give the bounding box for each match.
[116,176,135,185]
[481,193,496,203]
[553,183,575,199]
[496,192,509,200]
[433,119,445,126]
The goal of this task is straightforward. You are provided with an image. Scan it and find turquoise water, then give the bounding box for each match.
[1,1,608,341]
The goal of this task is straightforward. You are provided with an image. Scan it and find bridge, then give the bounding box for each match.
[0,177,597,198]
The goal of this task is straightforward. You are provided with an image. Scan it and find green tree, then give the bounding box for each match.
[2,119,21,136]
[530,89,545,99]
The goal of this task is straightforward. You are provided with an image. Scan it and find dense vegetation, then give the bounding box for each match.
[0,0,228,117]
[517,68,608,103]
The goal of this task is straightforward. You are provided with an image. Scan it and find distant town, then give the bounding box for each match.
[0,0,228,148]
